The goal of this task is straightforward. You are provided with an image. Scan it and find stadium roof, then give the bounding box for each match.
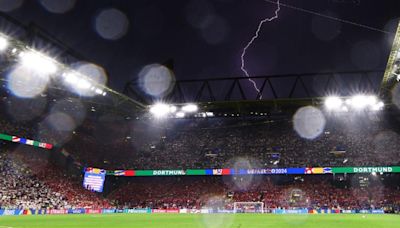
[0,1,399,116]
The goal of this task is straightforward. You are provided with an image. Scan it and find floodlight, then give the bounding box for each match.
[169,105,177,113]
[95,88,103,94]
[351,95,369,109]
[77,79,91,89]
[366,95,377,106]
[175,112,185,118]
[19,50,57,74]
[150,103,170,118]
[0,36,8,51]
[325,96,342,110]
[182,104,198,113]
[63,73,79,84]
[372,101,384,111]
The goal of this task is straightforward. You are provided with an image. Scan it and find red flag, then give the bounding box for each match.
[221,169,231,175]
[45,143,53,149]
[125,170,135,176]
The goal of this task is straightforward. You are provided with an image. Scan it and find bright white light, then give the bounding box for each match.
[0,36,8,51]
[182,104,198,113]
[351,95,370,109]
[7,65,50,98]
[372,101,384,111]
[102,92,107,96]
[206,112,214,117]
[325,96,342,110]
[176,112,185,118]
[371,172,377,176]
[150,103,170,118]
[77,79,91,89]
[366,95,377,106]
[19,51,57,74]
[65,62,107,97]
[95,88,103,94]
[63,73,79,84]
[169,106,177,113]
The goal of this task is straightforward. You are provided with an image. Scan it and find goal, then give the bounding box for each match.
[233,202,264,213]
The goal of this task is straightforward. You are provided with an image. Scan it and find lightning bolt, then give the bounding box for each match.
[240,0,281,99]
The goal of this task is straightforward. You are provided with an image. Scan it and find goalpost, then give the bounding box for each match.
[233,202,264,213]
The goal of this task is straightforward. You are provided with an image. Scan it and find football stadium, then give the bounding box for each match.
[1,1,400,228]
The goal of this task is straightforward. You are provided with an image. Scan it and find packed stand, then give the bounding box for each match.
[62,116,400,170]
[109,175,400,211]
[0,149,111,209]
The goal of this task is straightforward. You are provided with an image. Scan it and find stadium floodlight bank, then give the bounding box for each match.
[233,202,264,213]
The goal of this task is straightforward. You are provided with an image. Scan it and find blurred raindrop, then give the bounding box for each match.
[201,195,234,228]
[280,188,310,225]
[373,130,400,164]
[293,106,326,139]
[0,0,23,12]
[95,8,129,40]
[311,11,341,41]
[201,15,229,45]
[229,157,260,191]
[40,0,76,14]
[8,65,50,98]
[185,0,216,29]
[47,112,76,132]
[138,63,175,97]
[37,115,74,146]
[51,98,86,127]
[7,96,47,121]
[64,62,107,97]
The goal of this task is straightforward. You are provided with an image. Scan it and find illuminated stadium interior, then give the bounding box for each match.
[0,1,400,228]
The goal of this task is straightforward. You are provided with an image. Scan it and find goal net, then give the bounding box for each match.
[233,202,264,213]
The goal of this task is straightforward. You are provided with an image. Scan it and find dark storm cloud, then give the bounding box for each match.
[1,0,399,95]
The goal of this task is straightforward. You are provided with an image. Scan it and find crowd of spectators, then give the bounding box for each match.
[109,175,400,211]
[0,148,110,209]
[60,116,400,170]
[1,105,400,211]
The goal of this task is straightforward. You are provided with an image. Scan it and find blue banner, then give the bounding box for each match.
[244,168,289,175]
[67,208,85,214]
[67,209,86,214]
[102,209,116,214]
[273,209,309,214]
[124,209,151,214]
[0,209,23,216]
[287,168,306,174]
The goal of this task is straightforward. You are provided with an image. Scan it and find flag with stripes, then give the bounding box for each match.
[12,136,20,142]
[26,139,34,145]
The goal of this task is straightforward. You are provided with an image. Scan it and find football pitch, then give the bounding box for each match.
[0,214,399,228]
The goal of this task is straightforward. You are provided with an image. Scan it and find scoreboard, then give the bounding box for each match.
[83,168,106,192]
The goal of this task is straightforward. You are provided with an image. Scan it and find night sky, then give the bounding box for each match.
[3,0,400,95]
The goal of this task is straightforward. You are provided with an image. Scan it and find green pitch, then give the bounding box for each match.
[0,214,399,228]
